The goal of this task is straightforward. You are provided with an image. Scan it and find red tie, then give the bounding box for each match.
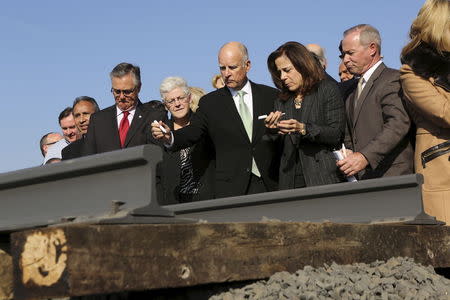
[119,111,130,148]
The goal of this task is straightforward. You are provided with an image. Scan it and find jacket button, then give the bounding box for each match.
[246,168,250,172]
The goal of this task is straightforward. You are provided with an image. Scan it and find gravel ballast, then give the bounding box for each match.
[210,257,450,300]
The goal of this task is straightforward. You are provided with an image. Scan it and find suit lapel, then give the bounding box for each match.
[352,63,385,127]
[124,101,146,147]
[250,82,266,144]
[106,106,121,148]
[299,92,314,124]
[219,87,251,143]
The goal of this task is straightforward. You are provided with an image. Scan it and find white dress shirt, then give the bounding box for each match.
[360,60,383,90]
[116,106,136,128]
[228,80,253,119]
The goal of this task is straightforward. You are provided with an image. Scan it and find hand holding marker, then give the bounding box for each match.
[152,120,167,133]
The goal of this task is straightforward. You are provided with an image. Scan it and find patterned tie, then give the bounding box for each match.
[119,111,130,148]
[237,90,261,177]
[354,77,365,108]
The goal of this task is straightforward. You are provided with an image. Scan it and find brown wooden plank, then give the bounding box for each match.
[11,222,450,300]
[0,249,13,300]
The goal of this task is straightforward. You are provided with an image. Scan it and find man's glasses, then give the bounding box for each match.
[111,87,136,96]
[164,95,189,106]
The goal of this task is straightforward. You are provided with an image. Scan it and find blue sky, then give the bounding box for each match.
[1,0,424,172]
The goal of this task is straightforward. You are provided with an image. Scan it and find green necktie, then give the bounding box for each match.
[237,90,261,177]
[237,90,252,140]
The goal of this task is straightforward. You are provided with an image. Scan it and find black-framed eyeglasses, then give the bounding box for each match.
[164,95,189,106]
[111,87,136,96]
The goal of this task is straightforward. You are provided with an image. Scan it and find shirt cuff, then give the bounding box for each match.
[164,132,174,148]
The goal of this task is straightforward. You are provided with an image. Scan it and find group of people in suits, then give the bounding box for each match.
[152,28,415,200]
[41,0,450,225]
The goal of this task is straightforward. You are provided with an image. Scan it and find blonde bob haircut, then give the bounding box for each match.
[402,0,450,56]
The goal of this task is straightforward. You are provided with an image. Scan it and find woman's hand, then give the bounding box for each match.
[264,111,284,129]
[151,121,172,143]
[277,119,305,135]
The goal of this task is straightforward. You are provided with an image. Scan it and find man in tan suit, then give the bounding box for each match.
[337,24,413,179]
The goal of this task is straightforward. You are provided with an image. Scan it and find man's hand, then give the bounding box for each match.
[336,152,368,176]
[151,121,171,143]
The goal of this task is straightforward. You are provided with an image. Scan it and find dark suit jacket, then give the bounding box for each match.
[61,138,84,160]
[325,72,357,102]
[83,101,167,155]
[275,79,346,189]
[172,81,280,198]
[338,78,358,103]
[156,117,215,205]
[345,63,413,179]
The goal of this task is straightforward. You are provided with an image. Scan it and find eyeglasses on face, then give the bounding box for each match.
[111,87,136,96]
[164,95,189,106]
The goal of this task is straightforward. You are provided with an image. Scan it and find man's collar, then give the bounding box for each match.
[228,80,251,97]
[361,60,383,83]
[116,104,138,117]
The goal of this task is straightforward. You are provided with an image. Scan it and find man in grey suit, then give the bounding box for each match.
[337,24,413,179]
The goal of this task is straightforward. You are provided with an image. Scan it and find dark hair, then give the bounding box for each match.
[58,107,73,124]
[110,62,141,88]
[146,100,166,113]
[72,96,100,112]
[267,41,325,101]
[338,40,344,59]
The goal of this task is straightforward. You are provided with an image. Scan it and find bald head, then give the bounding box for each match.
[338,61,354,82]
[40,132,63,156]
[219,41,249,64]
[218,42,251,90]
[306,43,327,69]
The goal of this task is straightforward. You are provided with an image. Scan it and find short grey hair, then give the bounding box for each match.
[159,76,190,99]
[109,62,141,88]
[344,24,382,53]
[238,43,249,65]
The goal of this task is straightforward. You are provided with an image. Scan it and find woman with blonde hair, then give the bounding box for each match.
[400,0,450,223]
[189,86,206,112]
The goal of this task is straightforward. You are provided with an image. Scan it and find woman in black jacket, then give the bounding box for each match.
[265,41,346,189]
[156,76,214,204]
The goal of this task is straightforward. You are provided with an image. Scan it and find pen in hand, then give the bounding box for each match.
[152,120,167,133]
[258,112,285,120]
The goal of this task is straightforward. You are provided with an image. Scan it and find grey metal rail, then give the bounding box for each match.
[0,145,442,233]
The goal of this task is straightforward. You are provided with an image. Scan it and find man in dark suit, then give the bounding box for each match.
[83,62,166,155]
[337,24,413,179]
[152,42,279,198]
[62,96,99,160]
